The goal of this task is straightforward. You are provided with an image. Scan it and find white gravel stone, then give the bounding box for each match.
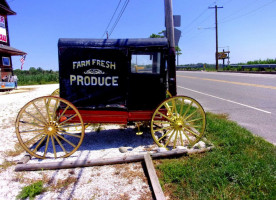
[176,146,188,150]
[156,147,167,152]
[195,141,206,148]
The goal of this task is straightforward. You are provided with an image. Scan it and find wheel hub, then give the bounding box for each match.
[173,118,184,130]
[45,121,58,135]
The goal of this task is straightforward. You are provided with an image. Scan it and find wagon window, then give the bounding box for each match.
[131,52,161,74]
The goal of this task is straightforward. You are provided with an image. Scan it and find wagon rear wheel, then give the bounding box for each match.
[15,96,84,159]
[51,88,59,96]
[151,96,206,149]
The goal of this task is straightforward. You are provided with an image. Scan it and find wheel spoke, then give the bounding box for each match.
[52,99,60,121]
[157,111,173,122]
[19,121,44,128]
[172,98,178,116]
[179,98,185,115]
[24,132,44,146]
[186,117,202,123]
[20,129,45,134]
[173,130,179,149]
[44,98,52,122]
[32,134,47,153]
[51,136,57,159]
[184,127,200,138]
[157,129,172,142]
[184,109,198,121]
[56,133,76,148]
[53,134,67,154]
[153,125,173,133]
[59,123,83,128]
[179,130,184,146]
[164,129,176,147]
[58,114,78,126]
[32,102,48,123]
[43,135,50,158]
[152,120,171,125]
[56,105,70,123]
[184,122,202,133]
[181,129,193,144]
[182,101,193,118]
[190,124,201,128]
[23,111,46,125]
[57,130,82,138]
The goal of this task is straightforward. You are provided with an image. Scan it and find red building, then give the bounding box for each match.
[0,0,26,90]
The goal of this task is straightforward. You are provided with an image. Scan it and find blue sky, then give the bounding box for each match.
[7,0,276,70]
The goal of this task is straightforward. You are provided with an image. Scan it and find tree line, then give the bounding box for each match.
[14,67,59,85]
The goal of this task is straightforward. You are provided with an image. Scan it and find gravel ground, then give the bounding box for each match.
[0,84,209,200]
[0,84,154,200]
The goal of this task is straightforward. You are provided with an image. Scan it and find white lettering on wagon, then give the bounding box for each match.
[70,75,118,87]
[73,59,116,70]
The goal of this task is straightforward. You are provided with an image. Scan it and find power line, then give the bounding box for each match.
[182,1,218,36]
[183,9,208,31]
[220,0,260,22]
[101,0,122,38]
[109,0,130,37]
[220,0,276,24]
[223,0,234,6]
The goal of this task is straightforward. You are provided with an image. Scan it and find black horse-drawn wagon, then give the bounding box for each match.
[15,38,206,159]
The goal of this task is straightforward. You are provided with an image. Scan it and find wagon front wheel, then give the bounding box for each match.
[15,96,84,159]
[151,96,206,149]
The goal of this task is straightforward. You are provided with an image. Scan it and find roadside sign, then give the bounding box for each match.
[217,52,228,59]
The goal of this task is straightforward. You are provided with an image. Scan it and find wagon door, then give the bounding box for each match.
[127,51,167,110]
[58,46,128,109]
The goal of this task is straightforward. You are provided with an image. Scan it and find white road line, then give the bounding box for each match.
[177,86,272,114]
[177,71,276,79]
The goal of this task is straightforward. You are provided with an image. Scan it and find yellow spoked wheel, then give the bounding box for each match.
[151,96,206,149]
[51,88,60,96]
[15,96,84,159]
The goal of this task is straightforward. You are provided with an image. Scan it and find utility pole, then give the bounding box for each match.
[164,0,176,95]
[209,5,223,71]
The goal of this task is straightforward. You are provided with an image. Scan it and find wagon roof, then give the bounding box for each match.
[58,38,169,48]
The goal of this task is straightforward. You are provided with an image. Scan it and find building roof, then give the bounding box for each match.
[58,38,169,49]
[0,44,26,55]
[0,0,16,15]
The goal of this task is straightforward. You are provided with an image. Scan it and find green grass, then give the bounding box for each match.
[155,112,276,200]
[16,180,45,200]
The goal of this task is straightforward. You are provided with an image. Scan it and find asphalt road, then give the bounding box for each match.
[176,71,276,145]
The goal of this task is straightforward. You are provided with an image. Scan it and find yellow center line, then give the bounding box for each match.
[177,75,276,90]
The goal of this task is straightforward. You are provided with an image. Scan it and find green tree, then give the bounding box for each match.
[29,67,37,75]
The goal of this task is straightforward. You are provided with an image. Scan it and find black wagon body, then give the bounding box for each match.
[58,38,169,114]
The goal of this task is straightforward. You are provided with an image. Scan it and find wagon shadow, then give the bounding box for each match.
[78,126,155,152]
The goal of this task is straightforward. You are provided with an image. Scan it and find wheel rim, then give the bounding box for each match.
[15,96,84,159]
[151,96,206,149]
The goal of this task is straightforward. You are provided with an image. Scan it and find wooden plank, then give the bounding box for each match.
[15,146,214,171]
[144,153,166,200]
[17,153,31,164]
